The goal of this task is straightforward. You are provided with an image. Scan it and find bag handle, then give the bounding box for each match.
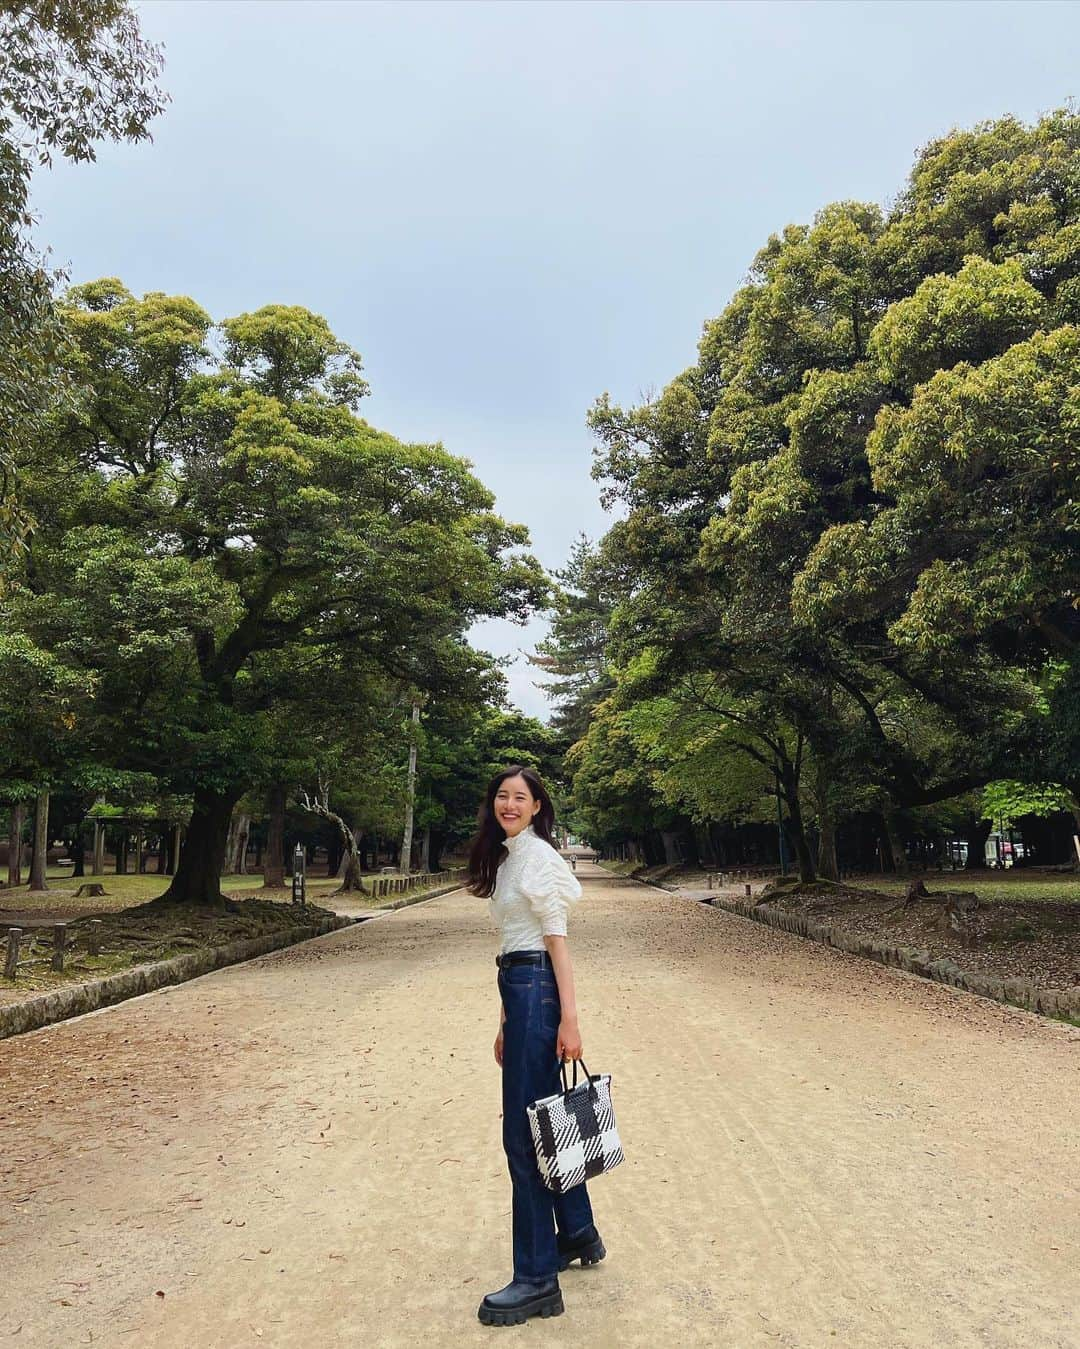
[560,1055,598,1097]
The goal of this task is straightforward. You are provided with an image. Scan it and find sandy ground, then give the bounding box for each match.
[1,863,1078,1349]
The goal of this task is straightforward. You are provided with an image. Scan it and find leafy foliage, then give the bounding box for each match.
[0,2,167,558]
[559,109,1080,869]
[3,282,547,899]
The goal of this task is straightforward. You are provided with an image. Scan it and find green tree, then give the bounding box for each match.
[7,284,547,903]
[0,2,166,555]
[584,109,1080,878]
[531,534,618,746]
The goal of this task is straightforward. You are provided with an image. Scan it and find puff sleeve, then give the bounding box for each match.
[519,845,583,938]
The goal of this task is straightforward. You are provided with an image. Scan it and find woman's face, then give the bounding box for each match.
[493,774,540,838]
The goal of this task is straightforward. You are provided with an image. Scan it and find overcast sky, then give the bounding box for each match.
[31,0,1078,718]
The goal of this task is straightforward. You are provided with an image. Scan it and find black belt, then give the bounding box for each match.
[496,950,552,969]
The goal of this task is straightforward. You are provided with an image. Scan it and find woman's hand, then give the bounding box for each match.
[494,1027,504,1066]
[557,1017,582,1061]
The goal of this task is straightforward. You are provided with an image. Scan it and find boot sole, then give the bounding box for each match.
[478,1290,564,1326]
[558,1238,606,1271]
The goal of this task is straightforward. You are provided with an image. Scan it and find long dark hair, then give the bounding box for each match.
[466,764,557,898]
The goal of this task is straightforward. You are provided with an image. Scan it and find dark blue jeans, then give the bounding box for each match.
[498,954,595,1283]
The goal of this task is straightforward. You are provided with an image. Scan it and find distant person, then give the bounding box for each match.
[467,765,605,1326]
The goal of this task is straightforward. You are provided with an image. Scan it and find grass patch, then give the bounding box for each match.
[842,874,1080,906]
[598,860,642,877]
[0,866,466,918]
[0,894,342,1004]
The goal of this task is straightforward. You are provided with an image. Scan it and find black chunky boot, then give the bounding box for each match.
[557,1223,606,1271]
[477,1276,564,1326]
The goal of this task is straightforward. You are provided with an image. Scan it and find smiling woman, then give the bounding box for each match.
[465,764,604,1327]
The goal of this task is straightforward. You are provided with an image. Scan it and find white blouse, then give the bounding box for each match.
[490,823,583,954]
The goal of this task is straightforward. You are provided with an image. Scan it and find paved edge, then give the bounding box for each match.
[690,889,1080,1024]
[0,914,358,1041]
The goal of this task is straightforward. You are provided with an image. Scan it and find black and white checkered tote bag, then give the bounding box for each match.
[526,1057,624,1194]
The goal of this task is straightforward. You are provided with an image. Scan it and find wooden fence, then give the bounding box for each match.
[3,920,104,982]
[368,869,462,901]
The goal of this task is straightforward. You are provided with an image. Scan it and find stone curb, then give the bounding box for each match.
[704,894,1080,1024]
[638,877,1080,1025]
[0,914,356,1041]
[374,881,464,914]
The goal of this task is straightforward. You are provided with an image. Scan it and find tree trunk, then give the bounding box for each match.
[223,812,238,877]
[784,811,816,883]
[165,823,181,876]
[337,842,364,892]
[813,758,839,881]
[420,826,431,873]
[223,810,251,876]
[262,784,286,887]
[160,787,240,906]
[7,803,25,887]
[28,790,49,891]
[882,809,907,874]
[817,807,839,881]
[300,795,366,895]
[235,813,250,874]
[776,762,815,883]
[92,819,105,875]
[965,814,992,870]
[71,827,85,877]
[400,699,421,875]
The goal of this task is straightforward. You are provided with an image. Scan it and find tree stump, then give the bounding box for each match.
[5,928,21,980]
[903,879,930,906]
[75,883,107,898]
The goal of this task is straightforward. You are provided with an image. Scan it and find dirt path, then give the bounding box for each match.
[1,865,1078,1348]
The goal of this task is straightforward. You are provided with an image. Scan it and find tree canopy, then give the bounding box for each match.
[547,109,1080,876]
[4,282,547,900]
[0,2,166,556]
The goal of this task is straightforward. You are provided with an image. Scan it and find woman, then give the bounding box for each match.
[468,765,605,1327]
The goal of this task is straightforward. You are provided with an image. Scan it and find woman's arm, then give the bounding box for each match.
[543,933,583,1060]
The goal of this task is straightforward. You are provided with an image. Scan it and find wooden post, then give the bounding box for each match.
[87,920,102,956]
[51,923,66,972]
[5,929,21,980]
[744,883,752,898]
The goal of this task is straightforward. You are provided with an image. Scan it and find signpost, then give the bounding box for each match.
[292,843,306,907]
